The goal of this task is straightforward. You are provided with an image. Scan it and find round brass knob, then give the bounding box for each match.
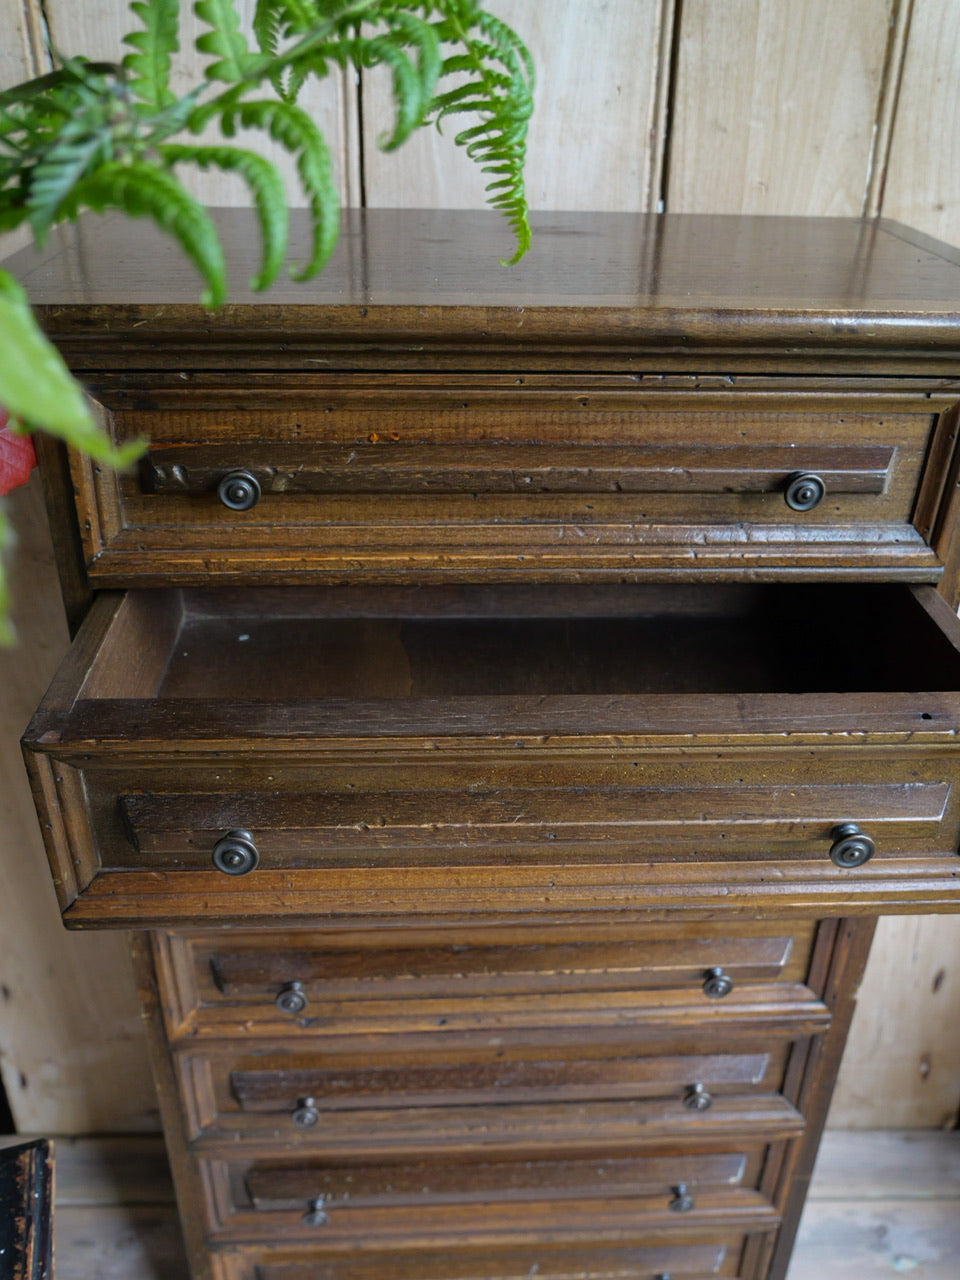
[302,1196,329,1226]
[829,822,876,869]
[211,829,259,876]
[217,469,261,511]
[683,1082,713,1111]
[784,471,826,511]
[702,966,734,998]
[670,1183,695,1213]
[276,981,308,1016]
[292,1097,320,1129]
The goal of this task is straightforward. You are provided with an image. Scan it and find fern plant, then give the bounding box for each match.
[0,0,534,638]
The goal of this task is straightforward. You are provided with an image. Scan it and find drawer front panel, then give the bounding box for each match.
[74,390,946,583]
[185,920,815,1022]
[200,1185,777,1249]
[180,1043,807,1149]
[26,583,960,924]
[201,1145,780,1243]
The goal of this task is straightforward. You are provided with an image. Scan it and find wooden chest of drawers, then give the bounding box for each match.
[11,209,960,1280]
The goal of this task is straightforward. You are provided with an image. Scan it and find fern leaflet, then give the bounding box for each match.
[223,98,340,279]
[123,0,180,109]
[161,142,288,289]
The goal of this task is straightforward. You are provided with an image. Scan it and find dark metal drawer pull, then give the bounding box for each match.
[670,1183,695,1213]
[829,822,876,868]
[291,1097,320,1129]
[702,966,734,998]
[275,981,308,1015]
[217,469,261,511]
[302,1195,329,1227]
[211,829,259,876]
[784,470,826,510]
[683,1082,713,1111]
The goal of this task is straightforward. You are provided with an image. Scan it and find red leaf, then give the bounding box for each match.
[0,408,37,496]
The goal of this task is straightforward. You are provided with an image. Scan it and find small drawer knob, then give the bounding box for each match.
[829,822,876,868]
[302,1195,329,1227]
[784,471,826,511]
[702,966,734,999]
[670,1183,695,1213]
[292,1097,320,1129]
[683,1082,713,1111]
[211,829,259,876]
[217,469,261,511]
[275,981,308,1016]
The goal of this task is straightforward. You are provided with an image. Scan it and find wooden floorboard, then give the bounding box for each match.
[21,1131,960,1280]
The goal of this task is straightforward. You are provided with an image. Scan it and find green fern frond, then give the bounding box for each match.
[160,142,288,290]
[359,36,423,150]
[368,11,441,149]
[223,98,339,279]
[123,0,180,109]
[253,0,283,55]
[67,161,227,305]
[195,0,269,82]
[477,9,535,88]
[0,269,144,464]
[26,124,108,241]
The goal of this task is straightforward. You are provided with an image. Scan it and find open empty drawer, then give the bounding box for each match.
[22,582,960,925]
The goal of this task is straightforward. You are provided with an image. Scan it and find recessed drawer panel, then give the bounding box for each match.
[72,381,949,584]
[24,582,960,925]
[216,1232,763,1280]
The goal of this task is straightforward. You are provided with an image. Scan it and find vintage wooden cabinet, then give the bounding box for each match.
[10,209,960,1280]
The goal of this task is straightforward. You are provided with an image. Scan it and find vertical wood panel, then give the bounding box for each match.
[0,0,43,253]
[832,0,960,1131]
[362,1,672,212]
[0,0,37,87]
[40,1,359,209]
[830,917,960,1129]
[879,0,960,241]
[666,0,896,214]
[0,480,158,1133]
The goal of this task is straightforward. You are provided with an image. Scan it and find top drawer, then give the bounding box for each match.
[69,376,959,586]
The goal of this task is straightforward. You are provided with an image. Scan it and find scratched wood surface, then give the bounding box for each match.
[2,0,960,1134]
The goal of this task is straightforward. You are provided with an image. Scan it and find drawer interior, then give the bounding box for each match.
[81,582,960,702]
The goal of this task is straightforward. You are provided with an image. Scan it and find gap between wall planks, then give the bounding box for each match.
[1,0,959,1132]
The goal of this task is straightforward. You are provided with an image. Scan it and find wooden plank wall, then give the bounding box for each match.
[1,0,958,1133]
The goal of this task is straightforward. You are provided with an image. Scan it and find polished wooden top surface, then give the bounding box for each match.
[5,210,960,369]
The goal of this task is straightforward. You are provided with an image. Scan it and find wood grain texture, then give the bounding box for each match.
[856,0,960,1142]
[878,0,960,243]
[0,479,155,1133]
[362,1,672,213]
[666,0,896,215]
[829,915,960,1129]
